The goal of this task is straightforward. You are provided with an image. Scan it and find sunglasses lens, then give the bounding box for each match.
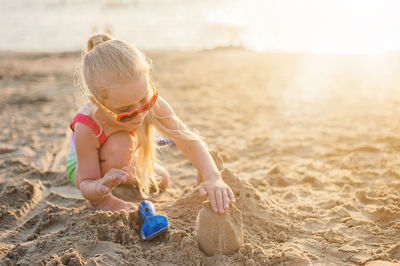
[143,96,157,111]
[120,111,138,122]
[142,102,150,112]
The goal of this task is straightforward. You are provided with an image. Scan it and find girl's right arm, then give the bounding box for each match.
[74,123,112,201]
[74,123,128,201]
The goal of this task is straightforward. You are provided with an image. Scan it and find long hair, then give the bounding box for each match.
[74,33,201,196]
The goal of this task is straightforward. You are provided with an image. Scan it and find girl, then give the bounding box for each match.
[66,33,235,213]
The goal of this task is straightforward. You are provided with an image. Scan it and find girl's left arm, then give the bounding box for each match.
[153,97,235,213]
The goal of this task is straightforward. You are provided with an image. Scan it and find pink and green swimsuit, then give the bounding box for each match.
[65,113,171,187]
[65,114,108,186]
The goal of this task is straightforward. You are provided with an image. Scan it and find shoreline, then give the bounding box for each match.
[2,46,399,57]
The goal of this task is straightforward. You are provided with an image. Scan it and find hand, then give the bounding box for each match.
[199,178,236,213]
[96,167,128,195]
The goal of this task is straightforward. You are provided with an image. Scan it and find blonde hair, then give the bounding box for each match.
[74,33,201,196]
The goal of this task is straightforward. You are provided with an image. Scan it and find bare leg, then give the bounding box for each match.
[155,163,170,190]
[120,156,170,191]
[74,131,136,212]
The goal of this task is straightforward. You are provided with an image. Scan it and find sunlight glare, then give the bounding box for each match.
[237,0,400,54]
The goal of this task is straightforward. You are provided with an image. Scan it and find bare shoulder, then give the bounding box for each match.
[77,101,94,115]
[152,96,180,129]
[151,96,194,138]
[153,96,175,117]
[73,122,100,150]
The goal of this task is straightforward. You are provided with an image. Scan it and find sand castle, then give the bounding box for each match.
[196,202,243,256]
[195,149,244,256]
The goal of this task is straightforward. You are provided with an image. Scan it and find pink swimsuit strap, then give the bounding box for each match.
[70,113,108,146]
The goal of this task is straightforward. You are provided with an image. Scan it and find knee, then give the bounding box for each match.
[99,132,135,172]
[157,167,170,190]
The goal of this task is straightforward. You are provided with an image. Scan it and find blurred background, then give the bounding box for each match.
[2,0,400,54]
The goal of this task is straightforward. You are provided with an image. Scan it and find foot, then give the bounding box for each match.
[87,194,137,212]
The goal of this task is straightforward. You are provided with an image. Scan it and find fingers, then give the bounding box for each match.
[202,181,237,214]
[95,168,130,196]
[199,185,207,196]
[215,189,231,213]
[207,188,218,213]
[102,169,128,190]
[222,190,229,210]
[227,188,236,204]
[101,185,110,194]
[103,174,126,187]
[95,183,110,196]
[215,189,223,213]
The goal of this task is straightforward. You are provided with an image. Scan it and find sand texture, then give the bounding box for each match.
[196,202,243,256]
[1,49,400,265]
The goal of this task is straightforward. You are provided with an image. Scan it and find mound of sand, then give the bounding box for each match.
[196,202,243,256]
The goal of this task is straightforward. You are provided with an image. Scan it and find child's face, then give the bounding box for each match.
[102,77,151,127]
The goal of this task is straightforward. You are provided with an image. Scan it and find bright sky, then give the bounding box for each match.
[229,0,400,53]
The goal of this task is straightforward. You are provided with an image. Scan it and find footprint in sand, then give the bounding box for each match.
[195,202,243,256]
[0,179,43,228]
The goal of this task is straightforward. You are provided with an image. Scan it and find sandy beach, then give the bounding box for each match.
[1,48,400,265]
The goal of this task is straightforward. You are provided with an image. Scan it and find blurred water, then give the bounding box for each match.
[1,0,400,53]
[0,0,244,52]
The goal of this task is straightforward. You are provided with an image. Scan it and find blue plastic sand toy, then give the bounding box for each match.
[155,131,174,147]
[138,200,169,240]
[156,138,174,147]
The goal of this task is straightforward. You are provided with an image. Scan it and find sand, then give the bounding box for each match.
[196,202,243,256]
[1,49,400,265]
